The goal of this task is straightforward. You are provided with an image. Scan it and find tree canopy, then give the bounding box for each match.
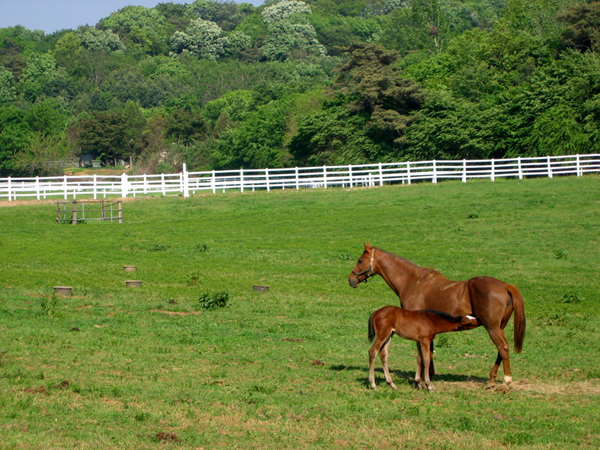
[0,0,598,176]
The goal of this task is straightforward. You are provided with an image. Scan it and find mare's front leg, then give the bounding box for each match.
[429,340,436,377]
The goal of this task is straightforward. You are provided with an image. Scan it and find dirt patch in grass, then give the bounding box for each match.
[438,379,600,395]
[149,310,200,316]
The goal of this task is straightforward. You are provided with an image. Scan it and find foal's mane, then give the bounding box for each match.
[422,309,463,323]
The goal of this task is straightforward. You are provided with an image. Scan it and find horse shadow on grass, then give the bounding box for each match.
[329,364,488,388]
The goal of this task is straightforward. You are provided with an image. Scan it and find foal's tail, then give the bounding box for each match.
[507,284,526,353]
[368,312,376,342]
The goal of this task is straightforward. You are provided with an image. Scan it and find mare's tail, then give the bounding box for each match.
[507,284,526,353]
[368,312,376,342]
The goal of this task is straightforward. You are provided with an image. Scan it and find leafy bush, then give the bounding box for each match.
[40,295,58,318]
[199,290,230,310]
[195,243,210,252]
[560,290,584,304]
[186,271,201,286]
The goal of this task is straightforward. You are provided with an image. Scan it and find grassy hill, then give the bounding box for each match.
[0,176,598,447]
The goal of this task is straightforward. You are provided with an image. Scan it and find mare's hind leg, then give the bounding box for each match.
[379,338,398,390]
[486,327,511,385]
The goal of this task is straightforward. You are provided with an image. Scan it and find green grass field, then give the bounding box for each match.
[1,176,599,448]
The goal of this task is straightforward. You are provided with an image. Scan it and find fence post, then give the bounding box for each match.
[265,168,270,192]
[576,154,581,176]
[518,157,523,180]
[63,175,68,200]
[407,161,411,185]
[182,163,189,198]
[348,164,353,188]
[547,156,553,179]
[7,177,12,201]
[462,159,467,183]
[295,167,299,190]
[378,163,383,186]
[432,160,437,184]
[121,173,129,198]
[72,200,78,225]
[323,165,327,189]
[240,168,244,193]
[93,174,98,200]
[491,159,495,182]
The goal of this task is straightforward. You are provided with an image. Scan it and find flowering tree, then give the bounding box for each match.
[261,1,312,23]
[171,18,228,60]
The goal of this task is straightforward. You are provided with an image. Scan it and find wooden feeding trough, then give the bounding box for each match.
[53,286,72,296]
[123,265,137,273]
[253,284,269,292]
[125,280,142,288]
[56,200,122,224]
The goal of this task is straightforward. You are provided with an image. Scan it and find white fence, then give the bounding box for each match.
[1,154,599,202]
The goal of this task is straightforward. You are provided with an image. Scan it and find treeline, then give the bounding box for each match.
[1,0,599,176]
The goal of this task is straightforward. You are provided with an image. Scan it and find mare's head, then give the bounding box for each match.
[348,243,376,288]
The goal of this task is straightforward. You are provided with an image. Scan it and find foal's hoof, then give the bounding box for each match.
[504,376,513,385]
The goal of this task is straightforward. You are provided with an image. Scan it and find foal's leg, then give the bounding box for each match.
[420,340,434,392]
[369,334,393,390]
[415,343,424,389]
[486,327,511,385]
[368,340,381,389]
[379,338,398,390]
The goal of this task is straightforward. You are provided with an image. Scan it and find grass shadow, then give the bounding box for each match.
[329,364,488,387]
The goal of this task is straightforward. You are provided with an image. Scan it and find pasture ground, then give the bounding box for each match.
[0,176,599,448]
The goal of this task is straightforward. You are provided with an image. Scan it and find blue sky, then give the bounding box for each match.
[0,0,264,34]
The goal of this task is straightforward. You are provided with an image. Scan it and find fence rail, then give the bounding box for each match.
[1,154,599,202]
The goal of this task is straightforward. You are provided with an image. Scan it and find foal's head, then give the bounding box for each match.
[458,315,480,330]
[348,243,375,288]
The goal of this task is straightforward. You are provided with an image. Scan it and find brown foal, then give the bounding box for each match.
[368,306,479,392]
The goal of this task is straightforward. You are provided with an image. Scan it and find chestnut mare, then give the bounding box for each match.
[368,306,479,392]
[350,243,526,385]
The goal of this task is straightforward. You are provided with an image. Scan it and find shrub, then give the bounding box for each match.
[199,290,229,310]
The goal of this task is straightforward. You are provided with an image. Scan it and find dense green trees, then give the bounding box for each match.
[0,0,598,176]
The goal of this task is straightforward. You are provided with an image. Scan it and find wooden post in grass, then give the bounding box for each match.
[72,200,78,224]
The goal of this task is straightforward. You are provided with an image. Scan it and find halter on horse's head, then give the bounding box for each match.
[348,243,376,288]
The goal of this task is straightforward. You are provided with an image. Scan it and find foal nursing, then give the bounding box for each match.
[368,306,479,392]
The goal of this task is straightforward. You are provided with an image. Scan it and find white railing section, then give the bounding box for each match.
[1,154,598,202]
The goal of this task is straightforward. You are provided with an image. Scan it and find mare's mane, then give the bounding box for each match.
[376,248,442,279]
